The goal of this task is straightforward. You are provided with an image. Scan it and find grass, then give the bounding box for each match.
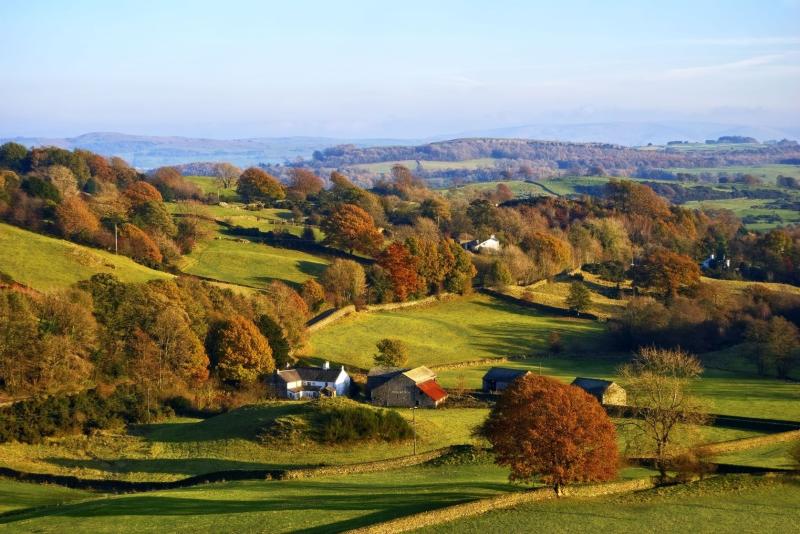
[179,226,328,287]
[308,293,608,369]
[0,480,93,514]
[502,273,628,319]
[667,164,800,184]
[183,175,239,201]
[0,404,490,482]
[351,158,501,174]
[443,180,550,199]
[715,441,798,470]
[683,197,800,230]
[415,474,800,533]
[0,222,172,291]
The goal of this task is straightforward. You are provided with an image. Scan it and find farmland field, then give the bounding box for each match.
[415,475,800,533]
[351,158,502,174]
[308,293,608,369]
[443,180,552,199]
[0,480,93,514]
[683,197,800,230]
[0,222,172,291]
[179,230,328,287]
[666,164,800,184]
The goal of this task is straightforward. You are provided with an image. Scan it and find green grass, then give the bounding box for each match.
[415,474,800,533]
[309,293,608,369]
[667,164,800,184]
[683,197,800,230]
[0,222,172,291]
[351,158,501,174]
[715,441,798,470]
[179,227,328,287]
[183,175,239,200]
[443,180,552,199]
[0,480,94,514]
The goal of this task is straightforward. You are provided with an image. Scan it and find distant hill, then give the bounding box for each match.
[0,132,414,169]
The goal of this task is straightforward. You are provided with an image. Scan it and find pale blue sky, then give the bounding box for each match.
[1,0,798,138]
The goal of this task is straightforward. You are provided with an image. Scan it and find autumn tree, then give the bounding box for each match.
[56,196,101,242]
[214,162,241,189]
[321,203,383,255]
[208,315,274,384]
[630,249,700,300]
[255,314,291,368]
[619,347,708,480]
[478,375,618,494]
[261,281,310,349]
[124,181,163,206]
[377,242,421,301]
[300,279,326,312]
[287,168,325,199]
[487,259,513,288]
[149,167,202,201]
[566,282,591,314]
[419,197,451,225]
[745,316,800,378]
[374,338,409,367]
[320,259,366,307]
[522,231,573,280]
[118,223,163,265]
[237,167,285,203]
[444,239,477,294]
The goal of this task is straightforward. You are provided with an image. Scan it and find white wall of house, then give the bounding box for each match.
[283,368,350,399]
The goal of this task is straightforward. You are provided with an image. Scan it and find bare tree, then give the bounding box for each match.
[619,346,709,480]
[215,162,241,189]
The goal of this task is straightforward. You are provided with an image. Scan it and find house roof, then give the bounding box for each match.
[483,367,530,382]
[416,379,447,402]
[571,377,617,395]
[403,366,436,384]
[277,366,343,383]
[368,366,405,377]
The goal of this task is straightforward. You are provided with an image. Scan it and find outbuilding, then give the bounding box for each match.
[571,377,626,406]
[367,366,447,408]
[481,367,531,393]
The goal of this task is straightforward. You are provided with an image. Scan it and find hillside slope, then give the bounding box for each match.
[0,223,172,291]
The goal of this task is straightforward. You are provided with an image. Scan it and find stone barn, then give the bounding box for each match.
[481,367,531,393]
[571,377,626,406]
[367,366,447,408]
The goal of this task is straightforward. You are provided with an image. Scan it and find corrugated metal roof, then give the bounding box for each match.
[403,366,435,384]
[483,367,530,381]
[416,379,447,402]
[571,377,614,394]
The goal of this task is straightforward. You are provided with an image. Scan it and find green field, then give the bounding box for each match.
[444,180,552,199]
[352,158,502,174]
[0,480,93,514]
[184,175,239,200]
[309,294,607,369]
[683,197,800,230]
[180,230,328,287]
[667,164,800,184]
[415,475,800,533]
[0,222,172,291]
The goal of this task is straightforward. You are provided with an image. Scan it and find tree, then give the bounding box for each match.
[619,347,708,480]
[522,231,573,280]
[419,197,451,224]
[444,239,477,294]
[237,167,285,202]
[255,314,291,368]
[287,168,325,199]
[300,279,326,312]
[209,315,274,384]
[746,316,800,378]
[321,203,383,255]
[56,196,101,242]
[320,259,366,306]
[149,167,202,201]
[377,242,421,301]
[124,181,163,206]
[566,282,591,314]
[215,163,241,189]
[43,165,79,197]
[374,338,409,367]
[487,260,513,288]
[630,250,700,300]
[0,142,29,173]
[118,223,163,265]
[478,374,618,494]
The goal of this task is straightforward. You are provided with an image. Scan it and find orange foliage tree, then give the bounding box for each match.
[631,249,700,299]
[124,181,163,206]
[478,374,618,494]
[56,196,101,241]
[208,315,274,384]
[377,242,421,301]
[118,223,163,265]
[321,203,383,255]
[237,167,285,202]
[287,168,325,199]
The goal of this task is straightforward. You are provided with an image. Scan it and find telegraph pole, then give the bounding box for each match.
[114,222,118,254]
[412,406,417,455]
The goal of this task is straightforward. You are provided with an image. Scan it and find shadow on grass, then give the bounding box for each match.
[43,458,284,476]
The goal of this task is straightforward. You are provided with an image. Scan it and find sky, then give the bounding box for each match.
[1,0,799,139]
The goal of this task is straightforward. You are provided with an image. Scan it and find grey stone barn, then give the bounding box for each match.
[367,366,447,408]
[481,367,531,393]
[571,377,626,406]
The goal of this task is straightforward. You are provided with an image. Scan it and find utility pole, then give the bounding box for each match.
[114,222,118,255]
[412,405,417,455]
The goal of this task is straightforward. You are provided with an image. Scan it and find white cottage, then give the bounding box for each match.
[462,234,501,253]
[271,361,351,399]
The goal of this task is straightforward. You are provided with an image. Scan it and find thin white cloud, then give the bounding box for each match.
[660,54,790,80]
[676,36,800,46]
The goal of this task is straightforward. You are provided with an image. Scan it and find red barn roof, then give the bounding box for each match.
[416,379,447,402]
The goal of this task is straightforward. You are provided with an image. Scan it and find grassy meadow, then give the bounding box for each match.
[352,158,501,174]
[308,293,608,369]
[667,164,800,184]
[683,197,800,230]
[415,475,800,533]
[0,222,172,291]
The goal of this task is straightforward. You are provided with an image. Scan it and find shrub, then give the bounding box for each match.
[313,399,413,444]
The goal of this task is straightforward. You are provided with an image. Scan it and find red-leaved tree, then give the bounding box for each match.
[377,242,421,301]
[479,374,618,494]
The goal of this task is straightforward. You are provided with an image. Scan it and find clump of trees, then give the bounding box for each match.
[374,338,409,367]
[478,374,618,494]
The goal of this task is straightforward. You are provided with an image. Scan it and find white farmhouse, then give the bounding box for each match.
[270,361,351,400]
[462,234,501,253]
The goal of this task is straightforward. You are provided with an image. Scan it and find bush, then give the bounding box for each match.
[313,399,413,444]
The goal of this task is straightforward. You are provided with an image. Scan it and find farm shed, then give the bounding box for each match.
[571,377,626,406]
[367,366,448,408]
[481,367,531,393]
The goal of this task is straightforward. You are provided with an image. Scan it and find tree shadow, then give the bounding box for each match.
[44,457,284,476]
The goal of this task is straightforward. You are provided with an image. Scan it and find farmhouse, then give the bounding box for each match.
[482,367,531,393]
[462,234,501,253]
[367,366,448,408]
[571,377,626,406]
[271,361,351,400]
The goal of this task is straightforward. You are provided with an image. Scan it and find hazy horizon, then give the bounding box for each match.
[2,0,799,140]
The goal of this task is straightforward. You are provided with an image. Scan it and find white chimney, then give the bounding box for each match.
[322,361,330,370]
